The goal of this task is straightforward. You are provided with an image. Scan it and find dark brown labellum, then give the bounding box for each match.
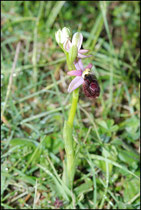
[82,74,100,98]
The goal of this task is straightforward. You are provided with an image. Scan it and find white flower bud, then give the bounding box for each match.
[55,27,71,44]
[62,27,71,40]
[55,29,63,44]
[72,32,83,50]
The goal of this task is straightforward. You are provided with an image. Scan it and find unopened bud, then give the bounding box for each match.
[62,27,71,40]
[72,32,83,50]
[55,29,63,44]
[55,27,71,44]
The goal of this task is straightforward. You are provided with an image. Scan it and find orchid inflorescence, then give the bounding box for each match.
[55,27,100,98]
[55,27,100,189]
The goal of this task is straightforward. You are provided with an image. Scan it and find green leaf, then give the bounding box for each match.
[118,149,139,168]
[10,138,38,148]
[119,116,140,141]
[43,133,64,154]
[74,178,93,197]
[1,173,7,195]
[95,145,117,175]
[97,120,108,129]
[96,119,119,137]
[123,178,140,203]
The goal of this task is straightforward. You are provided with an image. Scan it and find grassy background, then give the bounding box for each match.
[1,1,140,209]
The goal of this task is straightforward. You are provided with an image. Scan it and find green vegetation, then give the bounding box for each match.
[1,1,140,209]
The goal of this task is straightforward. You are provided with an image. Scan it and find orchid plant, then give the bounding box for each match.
[55,27,100,189]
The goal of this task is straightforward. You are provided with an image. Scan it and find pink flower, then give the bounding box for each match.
[64,32,91,59]
[67,59,100,98]
[67,59,93,93]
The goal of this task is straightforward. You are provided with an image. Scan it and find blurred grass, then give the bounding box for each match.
[1,1,140,209]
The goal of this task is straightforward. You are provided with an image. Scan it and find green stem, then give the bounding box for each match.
[63,57,79,189]
[67,88,79,188]
[68,88,79,127]
[63,88,79,189]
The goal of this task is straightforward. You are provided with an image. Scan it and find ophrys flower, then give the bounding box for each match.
[67,59,100,98]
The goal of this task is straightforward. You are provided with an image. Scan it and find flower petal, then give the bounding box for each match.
[74,61,80,71]
[63,39,71,52]
[74,59,85,71]
[85,63,93,69]
[72,32,83,51]
[68,76,84,93]
[62,27,71,40]
[55,29,64,44]
[67,70,83,76]
[78,53,92,58]
[78,59,85,71]
[79,49,89,54]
